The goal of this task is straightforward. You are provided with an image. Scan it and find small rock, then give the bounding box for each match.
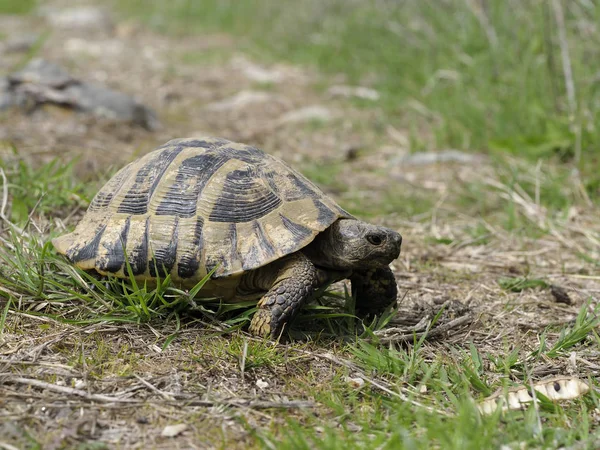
[231,56,285,83]
[63,82,160,130]
[343,376,365,388]
[2,58,160,130]
[328,85,380,101]
[550,284,572,305]
[0,77,14,110]
[256,379,269,390]
[569,351,577,371]
[344,146,362,161]
[398,150,483,166]
[64,38,124,57]
[277,105,333,125]
[42,6,113,30]
[9,58,73,88]
[205,90,277,111]
[161,423,188,438]
[0,35,39,54]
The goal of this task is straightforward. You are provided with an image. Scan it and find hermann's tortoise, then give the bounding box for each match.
[53,137,402,338]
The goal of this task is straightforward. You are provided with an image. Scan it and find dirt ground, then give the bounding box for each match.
[1,1,599,449]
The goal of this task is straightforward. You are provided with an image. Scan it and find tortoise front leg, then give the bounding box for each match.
[351,266,398,319]
[249,253,319,338]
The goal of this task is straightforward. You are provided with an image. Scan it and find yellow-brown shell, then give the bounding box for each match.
[53,137,352,286]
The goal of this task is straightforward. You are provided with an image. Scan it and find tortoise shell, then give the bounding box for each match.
[53,137,352,285]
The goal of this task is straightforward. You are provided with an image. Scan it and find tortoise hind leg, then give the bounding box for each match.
[249,253,319,338]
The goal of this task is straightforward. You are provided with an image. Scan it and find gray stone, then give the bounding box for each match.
[398,150,484,165]
[205,90,279,111]
[327,85,380,101]
[42,6,113,30]
[9,58,73,88]
[1,58,160,130]
[276,105,334,125]
[0,34,39,54]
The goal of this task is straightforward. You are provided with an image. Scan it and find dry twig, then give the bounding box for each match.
[374,314,473,344]
[1,375,315,409]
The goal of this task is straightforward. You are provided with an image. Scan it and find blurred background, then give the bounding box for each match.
[124,0,599,169]
[0,0,597,226]
[125,0,595,184]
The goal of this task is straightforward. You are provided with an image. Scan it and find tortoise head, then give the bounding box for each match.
[307,219,402,270]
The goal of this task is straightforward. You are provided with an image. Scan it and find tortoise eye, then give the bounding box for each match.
[366,234,384,246]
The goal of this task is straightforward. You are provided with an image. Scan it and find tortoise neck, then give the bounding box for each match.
[303,219,357,269]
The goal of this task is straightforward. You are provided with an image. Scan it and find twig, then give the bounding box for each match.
[2,376,138,403]
[0,168,8,219]
[551,0,576,117]
[0,358,78,372]
[240,339,248,382]
[542,1,560,113]
[133,374,175,401]
[464,0,498,48]
[551,0,581,164]
[0,285,21,299]
[374,314,473,344]
[0,441,21,450]
[23,193,45,234]
[0,168,30,238]
[1,376,315,409]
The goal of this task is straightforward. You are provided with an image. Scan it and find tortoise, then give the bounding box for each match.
[53,137,402,338]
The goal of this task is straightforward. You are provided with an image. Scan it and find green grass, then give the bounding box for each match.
[3,0,600,442]
[0,0,36,15]
[251,323,600,449]
[1,152,598,447]
[0,153,93,224]
[117,0,600,198]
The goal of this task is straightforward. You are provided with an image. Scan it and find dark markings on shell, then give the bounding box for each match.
[209,167,282,223]
[177,139,215,149]
[89,164,133,212]
[161,138,231,153]
[205,223,239,278]
[117,147,183,215]
[254,220,276,258]
[263,170,281,197]
[242,220,277,270]
[155,152,229,217]
[97,216,131,273]
[68,224,106,263]
[280,214,313,241]
[285,172,318,201]
[129,217,150,276]
[228,223,238,268]
[225,145,265,164]
[204,222,238,278]
[177,216,204,279]
[149,216,179,278]
[313,199,337,225]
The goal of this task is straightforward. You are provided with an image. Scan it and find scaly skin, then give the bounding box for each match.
[245,219,402,338]
[351,266,398,318]
[249,253,319,338]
